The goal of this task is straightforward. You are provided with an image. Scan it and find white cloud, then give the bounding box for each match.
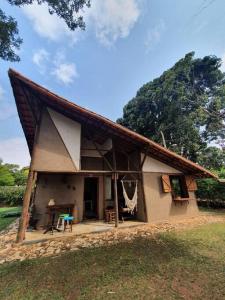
[145,19,166,52]
[220,53,225,72]
[0,137,30,167]
[22,2,80,44]
[52,63,78,85]
[31,48,79,85]
[88,0,141,47]
[22,0,141,47]
[32,48,49,74]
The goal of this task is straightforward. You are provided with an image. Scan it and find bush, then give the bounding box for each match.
[0,186,25,206]
[196,168,225,208]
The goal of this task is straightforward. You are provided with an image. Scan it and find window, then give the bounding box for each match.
[161,174,197,200]
[170,175,189,199]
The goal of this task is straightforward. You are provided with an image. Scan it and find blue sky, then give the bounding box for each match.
[0,0,225,166]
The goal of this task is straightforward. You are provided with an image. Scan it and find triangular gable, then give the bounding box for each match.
[142,155,181,174]
[48,108,81,170]
[32,110,76,172]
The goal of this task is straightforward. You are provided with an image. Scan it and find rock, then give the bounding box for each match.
[55,249,61,254]
[64,243,71,250]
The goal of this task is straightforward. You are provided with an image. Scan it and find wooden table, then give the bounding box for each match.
[44,204,74,234]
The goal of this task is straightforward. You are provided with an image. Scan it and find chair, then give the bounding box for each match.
[56,214,69,231]
[64,216,74,232]
[105,209,116,223]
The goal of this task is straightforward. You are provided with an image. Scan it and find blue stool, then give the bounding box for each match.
[64,216,74,232]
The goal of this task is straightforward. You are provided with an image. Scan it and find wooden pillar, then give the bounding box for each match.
[140,173,148,223]
[16,169,36,243]
[112,140,119,227]
[139,152,148,223]
[113,172,119,227]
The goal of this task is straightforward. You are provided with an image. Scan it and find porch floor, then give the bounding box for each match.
[25,220,146,243]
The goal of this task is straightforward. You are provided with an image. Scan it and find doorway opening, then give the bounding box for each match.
[84,177,98,219]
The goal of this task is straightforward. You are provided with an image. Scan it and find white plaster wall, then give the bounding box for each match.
[48,108,81,170]
[142,155,181,174]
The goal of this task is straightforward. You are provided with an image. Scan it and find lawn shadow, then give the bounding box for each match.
[0,232,203,300]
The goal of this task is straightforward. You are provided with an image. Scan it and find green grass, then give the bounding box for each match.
[0,207,21,232]
[1,222,225,299]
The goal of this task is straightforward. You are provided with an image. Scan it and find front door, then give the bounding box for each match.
[84,177,98,219]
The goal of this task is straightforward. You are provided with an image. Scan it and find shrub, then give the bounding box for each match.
[196,168,225,208]
[0,186,25,206]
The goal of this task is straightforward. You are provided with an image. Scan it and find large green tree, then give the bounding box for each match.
[0,0,90,62]
[117,52,225,162]
[0,159,28,186]
[197,147,225,170]
[0,160,15,186]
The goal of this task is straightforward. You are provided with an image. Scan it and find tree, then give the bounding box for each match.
[197,147,225,170]
[0,9,22,61]
[14,167,28,186]
[0,161,15,186]
[0,159,28,186]
[117,52,225,162]
[0,0,91,62]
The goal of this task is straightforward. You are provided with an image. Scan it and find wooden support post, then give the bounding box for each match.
[140,147,149,169]
[139,173,148,223]
[113,172,119,228]
[16,111,41,243]
[112,140,119,227]
[139,152,148,223]
[16,170,36,243]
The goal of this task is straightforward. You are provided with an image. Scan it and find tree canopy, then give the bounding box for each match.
[0,159,28,186]
[0,0,90,61]
[117,52,225,163]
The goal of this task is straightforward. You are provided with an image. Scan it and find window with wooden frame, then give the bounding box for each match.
[161,174,197,201]
[170,175,189,199]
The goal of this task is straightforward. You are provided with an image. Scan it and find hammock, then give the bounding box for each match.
[121,180,138,214]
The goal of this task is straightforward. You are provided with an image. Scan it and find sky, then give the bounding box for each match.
[0,0,225,167]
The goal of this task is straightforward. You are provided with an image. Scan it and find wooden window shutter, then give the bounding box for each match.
[161,175,172,192]
[185,175,197,191]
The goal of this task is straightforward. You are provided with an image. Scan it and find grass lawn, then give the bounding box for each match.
[0,207,21,232]
[1,222,225,299]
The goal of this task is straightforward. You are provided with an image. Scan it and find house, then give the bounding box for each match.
[8,69,217,242]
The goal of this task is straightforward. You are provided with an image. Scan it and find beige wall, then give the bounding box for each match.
[33,110,76,172]
[34,174,84,228]
[143,173,199,223]
[34,173,104,228]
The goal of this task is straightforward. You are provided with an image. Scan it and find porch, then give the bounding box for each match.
[25,220,146,243]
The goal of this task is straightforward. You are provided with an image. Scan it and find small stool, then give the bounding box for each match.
[105,210,116,223]
[64,216,74,232]
[56,214,69,231]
